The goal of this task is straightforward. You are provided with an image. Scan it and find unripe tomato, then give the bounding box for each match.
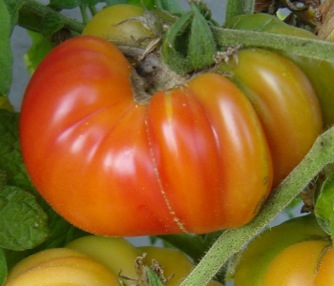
[5,248,119,286]
[224,13,334,128]
[234,215,329,286]
[219,48,323,186]
[83,4,155,48]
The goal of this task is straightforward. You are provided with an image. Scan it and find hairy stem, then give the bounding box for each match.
[181,126,334,285]
[18,0,84,35]
[213,28,334,63]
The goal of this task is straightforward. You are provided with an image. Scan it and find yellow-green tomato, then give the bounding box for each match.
[5,248,119,286]
[263,240,333,286]
[138,246,222,286]
[67,235,140,280]
[234,215,329,286]
[83,4,154,47]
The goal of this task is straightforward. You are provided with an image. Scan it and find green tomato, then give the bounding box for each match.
[234,215,328,286]
[5,248,119,285]
[224,13,334,128]
[83,4,155,48]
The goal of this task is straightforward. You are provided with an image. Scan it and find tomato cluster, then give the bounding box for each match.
[19,5,323,236]
[5,235,221,285]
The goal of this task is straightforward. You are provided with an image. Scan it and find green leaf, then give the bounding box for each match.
[0,186,48,251]
[0,0,13,96]
[0,249,7,286]
[3,0,25,28]
[0,110,35,193]
[188,3,216,71]
[129,0,155,9]
[50,0,81,9]
[314,173,334,236]
[24,31,54,75]
[156,0,184,14]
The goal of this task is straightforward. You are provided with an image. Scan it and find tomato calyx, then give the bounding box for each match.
[130,51,187,104]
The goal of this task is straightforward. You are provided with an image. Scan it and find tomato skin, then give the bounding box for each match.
[220,48,323,186]
[262,240,331,286]
[82,4,154,47]
[225,13,334,128]
[234,215,329,286]
[20,36,273,236]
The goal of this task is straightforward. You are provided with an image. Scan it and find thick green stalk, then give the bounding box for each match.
[18,0,84,35]
[181,126,334,285]
[213,27,334,63]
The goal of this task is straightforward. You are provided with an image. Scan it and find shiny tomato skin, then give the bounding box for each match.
[262,240,334,286]
[222,49,323,186]
[20,36,273,236]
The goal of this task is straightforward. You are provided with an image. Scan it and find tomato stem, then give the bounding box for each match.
[213,27,334,63]
[180,126,334,285]
[18,0,84,35]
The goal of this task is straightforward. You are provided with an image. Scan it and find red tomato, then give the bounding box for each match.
[19,36,273,236]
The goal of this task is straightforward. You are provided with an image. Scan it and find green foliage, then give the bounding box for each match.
[0,0,13,96]
[0,249,6,286]
[0,186,48,251]
[24,31,54,74]
[314,173,334,239]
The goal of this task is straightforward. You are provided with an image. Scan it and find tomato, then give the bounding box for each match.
[5,248,119,285]
[224,13,334,128]
[234,215,329,286]
[19,35,273,236]
[83,4,155,48]
[261,240,334,286]
[219,48,323,186]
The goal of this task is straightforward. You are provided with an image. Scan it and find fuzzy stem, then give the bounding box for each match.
[181,126,334,285]
[18,0,84,35]
[213,28,334,63]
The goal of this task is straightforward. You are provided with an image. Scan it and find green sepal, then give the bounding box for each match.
[161,11,193,75]
[161,3,217,75]
[314,173,334,238]
[188,2,216,71]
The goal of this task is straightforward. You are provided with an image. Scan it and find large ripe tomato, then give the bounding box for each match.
[19,36,273,236]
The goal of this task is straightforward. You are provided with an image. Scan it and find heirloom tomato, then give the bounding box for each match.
[20,35,274,236]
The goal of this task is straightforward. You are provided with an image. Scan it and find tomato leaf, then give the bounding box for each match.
[128,0,155,9]
[0,185,48,251]
[0,110,36,193]
[314,173,334,237]
[50,0,81,9]
[24,31,54,75]
[0,0,13,96]
[0,249,6,285]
